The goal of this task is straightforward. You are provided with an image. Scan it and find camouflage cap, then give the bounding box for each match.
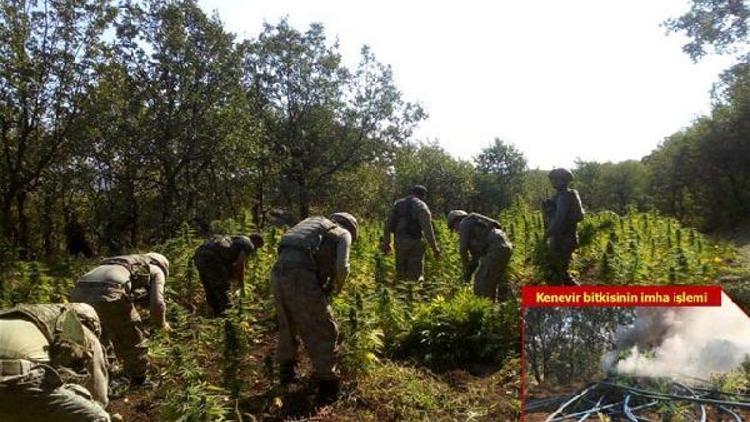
[548,168,574,183]
[329,212,359,242]
[447,210,468,230]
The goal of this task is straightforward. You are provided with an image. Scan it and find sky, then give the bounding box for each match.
[199,0,735,169]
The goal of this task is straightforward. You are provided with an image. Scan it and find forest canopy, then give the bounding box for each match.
[1,0,749,260]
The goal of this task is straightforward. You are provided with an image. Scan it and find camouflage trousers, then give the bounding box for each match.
[0,366,110,421]
[194,251,233,316]
[395,236,425,281]
[549,237,577,286]
[474,244,512,301]
[272,265,339,381]
[71,284,148,379]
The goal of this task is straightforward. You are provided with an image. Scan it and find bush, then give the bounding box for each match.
[393,290,519,371]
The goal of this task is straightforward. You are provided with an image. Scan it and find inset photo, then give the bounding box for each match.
[524,293,750,421]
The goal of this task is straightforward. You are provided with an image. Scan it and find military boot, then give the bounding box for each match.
[315,378,340,405]
[279,362,299,386]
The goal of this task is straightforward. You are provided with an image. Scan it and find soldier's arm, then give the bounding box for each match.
[149,265,167,328]
[458,222,477,281]
[332,231,352,294]
[549,192,572,236]
[233,251,248,293]
[417,204,440,255]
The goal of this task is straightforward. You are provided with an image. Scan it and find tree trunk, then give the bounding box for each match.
[42,194,55,258]
[16,191,29,260]
[298,178,310,219]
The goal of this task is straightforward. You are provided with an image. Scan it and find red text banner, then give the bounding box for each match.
[522,285,722,307]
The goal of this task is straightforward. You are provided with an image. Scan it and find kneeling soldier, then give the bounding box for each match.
[193,234,265,316]
[448,210,513,301]
[71,252,169,386]
[0,303,110,421]
[272,212,358,404]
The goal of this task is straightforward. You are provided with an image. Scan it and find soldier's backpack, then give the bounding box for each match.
[101,254,152,290]
[0,304,90,375]
[464,213,503,231]
[390,196,422,239]
[279,217,340,288]
[201,235,239,265]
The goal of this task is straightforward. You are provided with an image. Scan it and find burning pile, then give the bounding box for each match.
[603,292,750,380]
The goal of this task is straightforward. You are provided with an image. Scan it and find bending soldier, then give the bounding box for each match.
[70,252,170,386]
[448,211,513,301]
[382,185,441,281]
[272,212,358,404]
[193,234,265,316]
[0,303,110,421]
[542,168,585,285]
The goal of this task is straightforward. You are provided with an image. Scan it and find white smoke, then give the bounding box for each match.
[602,292,750,379]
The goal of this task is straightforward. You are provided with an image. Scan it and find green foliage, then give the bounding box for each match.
[473,138,528,215]
[665,0,750,61]
[393,290,519,371]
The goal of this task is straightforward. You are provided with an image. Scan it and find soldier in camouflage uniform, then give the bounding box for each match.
[0,303,110,421]
[193,234,265,316]
[70,252,170,385]
[448,210,513,301]
[272,212,358,404]
[542,168,585,286]
[382,185,441,281]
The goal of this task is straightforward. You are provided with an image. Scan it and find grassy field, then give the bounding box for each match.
[0,203,743,421]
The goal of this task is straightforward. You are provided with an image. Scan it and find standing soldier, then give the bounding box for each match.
[193,234,265,316]
[382,185,441,281]
[448,211,513,301]
[70,252,170,386]
[0,303,110,421]
[542,168,585,285]
[272,212,358,405]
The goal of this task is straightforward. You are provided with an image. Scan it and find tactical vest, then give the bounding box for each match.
[199,235,249,265]
[280,217,338,252]
[279,217,339,281]
[101,254,152,290]
[461,214,497,256]
[0,304,90,374]
[391,196,422,239]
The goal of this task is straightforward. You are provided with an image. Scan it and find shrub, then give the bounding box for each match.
[393,290,519,371]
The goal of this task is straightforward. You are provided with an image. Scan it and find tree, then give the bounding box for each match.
[392,142,476,215]
[0,0,116,257]
[574,160,650,214]
[666,0,750,61]
[247,19,425,219]
[473,138,527,215]
[109,0,253,238]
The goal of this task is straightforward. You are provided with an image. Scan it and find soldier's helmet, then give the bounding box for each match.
[548,168,574,183]
[447,210,468,230]
[410,185,428,197]
[329,212,359,242]
[146,252,170,278]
